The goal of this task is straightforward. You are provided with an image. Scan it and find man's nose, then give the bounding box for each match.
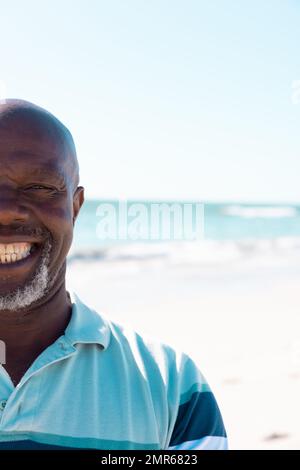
[0,187,29,225]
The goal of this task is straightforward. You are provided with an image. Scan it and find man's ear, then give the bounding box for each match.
[73,186,85,225]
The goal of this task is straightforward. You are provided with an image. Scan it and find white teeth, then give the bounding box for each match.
[0,242,33,264]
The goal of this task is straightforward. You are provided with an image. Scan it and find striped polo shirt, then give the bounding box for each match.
[0,292,227,450]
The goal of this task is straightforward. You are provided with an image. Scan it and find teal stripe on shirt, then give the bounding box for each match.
[169,391,227,447]
[0,432,160,450]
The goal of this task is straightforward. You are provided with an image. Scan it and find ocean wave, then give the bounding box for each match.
[67,237,300,267]
[221,205,298,218]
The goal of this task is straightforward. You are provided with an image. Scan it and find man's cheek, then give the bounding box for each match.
[37,203,73,223]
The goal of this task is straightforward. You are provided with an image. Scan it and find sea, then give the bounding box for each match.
[67,200,300,265]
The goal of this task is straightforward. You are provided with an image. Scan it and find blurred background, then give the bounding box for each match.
[1,0,300,449]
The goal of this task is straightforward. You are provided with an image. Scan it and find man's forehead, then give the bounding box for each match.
[0,141,71,179]
[0,99,79,187]
[0,150,67,186]
[2,150,65,171]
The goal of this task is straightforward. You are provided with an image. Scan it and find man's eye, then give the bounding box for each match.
[24,185,55,191]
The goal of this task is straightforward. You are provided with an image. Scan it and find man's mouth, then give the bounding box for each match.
[0,242,38,264]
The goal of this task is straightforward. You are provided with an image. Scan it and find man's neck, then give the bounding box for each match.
[0,280,73,385]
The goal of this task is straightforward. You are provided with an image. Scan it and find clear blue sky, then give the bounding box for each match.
[1,0,300,203]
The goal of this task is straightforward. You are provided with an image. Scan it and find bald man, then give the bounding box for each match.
[0,100,227,450]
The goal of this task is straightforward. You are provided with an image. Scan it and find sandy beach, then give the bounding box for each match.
[66,239,300,449]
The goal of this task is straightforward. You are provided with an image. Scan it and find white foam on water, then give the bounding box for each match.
[222,205,298,218]
[67,236,300,270]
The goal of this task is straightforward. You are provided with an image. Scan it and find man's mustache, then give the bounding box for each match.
[0,225,50,240]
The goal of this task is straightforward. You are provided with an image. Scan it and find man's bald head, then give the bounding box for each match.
[0,99,79,191]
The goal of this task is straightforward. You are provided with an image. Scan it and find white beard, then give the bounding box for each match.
[0,238,53,311]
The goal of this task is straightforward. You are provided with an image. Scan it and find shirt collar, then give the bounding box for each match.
[64,290,111,350]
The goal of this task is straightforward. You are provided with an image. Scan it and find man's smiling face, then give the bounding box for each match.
[0,101,84,311]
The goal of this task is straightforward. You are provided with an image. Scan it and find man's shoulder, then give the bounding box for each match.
[68,291,197,383]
